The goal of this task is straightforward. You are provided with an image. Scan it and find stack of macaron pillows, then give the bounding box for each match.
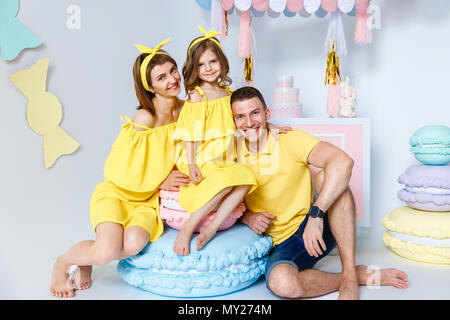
[382,125,450,264]
[117,190,273,298]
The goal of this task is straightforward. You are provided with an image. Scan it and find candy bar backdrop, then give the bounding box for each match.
[0,0,449,298]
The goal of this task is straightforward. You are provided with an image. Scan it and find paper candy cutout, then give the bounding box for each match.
[0,0,42,61]
[10,58,80,168]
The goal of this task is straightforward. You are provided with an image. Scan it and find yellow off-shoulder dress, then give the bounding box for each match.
[89,116,177,242]
[173,86,257,214]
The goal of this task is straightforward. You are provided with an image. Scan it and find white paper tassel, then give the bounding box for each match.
[324,11,347,57]
[211,0,226,41]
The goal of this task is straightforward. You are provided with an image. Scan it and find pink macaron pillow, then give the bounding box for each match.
[159,190,245,232]
[397,164,450,211]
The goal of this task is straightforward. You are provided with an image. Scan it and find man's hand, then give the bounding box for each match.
[241,211,276,235]
[302,217,326,258]
[159,169,191,191]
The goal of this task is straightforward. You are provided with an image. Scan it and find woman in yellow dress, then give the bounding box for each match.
[49,39,190,298]
[172,27,259,256]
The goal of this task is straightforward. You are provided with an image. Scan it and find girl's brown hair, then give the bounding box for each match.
[133,50,178,116]
[182,37,232,95]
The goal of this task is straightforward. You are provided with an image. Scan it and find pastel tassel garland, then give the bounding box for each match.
[211,0,227,41]
[324,10,347,57]
[325,42,341,118]
[354,0,372,44]
[239,9,253,84]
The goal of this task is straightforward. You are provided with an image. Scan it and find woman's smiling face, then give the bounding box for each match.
[149,61,181,97]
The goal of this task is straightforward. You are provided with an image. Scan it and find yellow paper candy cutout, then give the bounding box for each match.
[10,58,80,168]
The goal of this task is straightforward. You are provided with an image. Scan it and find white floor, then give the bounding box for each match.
[2,235,449,300]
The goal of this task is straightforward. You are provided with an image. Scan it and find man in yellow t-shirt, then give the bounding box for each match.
[230,87,408,300]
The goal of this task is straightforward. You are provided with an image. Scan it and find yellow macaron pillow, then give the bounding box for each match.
[382,206,450,264]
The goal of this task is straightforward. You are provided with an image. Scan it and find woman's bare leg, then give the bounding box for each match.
[50,222,123,298]
[71,225,150,291]
[119,226,150,259]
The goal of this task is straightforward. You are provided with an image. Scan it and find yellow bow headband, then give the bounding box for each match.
[188,25,222,55]
[136,37,172,92]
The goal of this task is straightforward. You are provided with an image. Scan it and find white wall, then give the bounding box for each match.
[1,0,449,291]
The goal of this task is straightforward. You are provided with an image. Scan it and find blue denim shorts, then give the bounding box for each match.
[264,213,336,287]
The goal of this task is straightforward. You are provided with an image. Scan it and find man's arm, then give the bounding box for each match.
[302,141,354,257]
[307,141,354,212]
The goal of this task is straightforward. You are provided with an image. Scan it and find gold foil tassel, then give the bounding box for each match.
[325,42,341,86]
[224,11,228,37]
[244,54,253,82]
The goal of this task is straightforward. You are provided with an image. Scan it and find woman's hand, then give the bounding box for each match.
[188,164,203,184]
[159,169,191,191]
[267,122,293,141]
[302,217,326,258]
[240,211,276,235]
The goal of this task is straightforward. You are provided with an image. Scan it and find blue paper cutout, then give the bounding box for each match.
[251,7,265,18]
[0,0,42,61]
[347,5,357,16]
[315,6,329,18]
[283,7,297,18]
[195,0,211,11]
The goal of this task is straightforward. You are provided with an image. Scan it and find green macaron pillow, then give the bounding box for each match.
[409,125,450,165]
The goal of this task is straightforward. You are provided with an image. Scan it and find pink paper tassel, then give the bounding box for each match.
[354,0,372,44]
[239,10,251,59]
[327,84,340,118]
[321,0,338,13]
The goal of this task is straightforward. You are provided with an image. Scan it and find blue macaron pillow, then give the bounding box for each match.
[117,224,272,298]
[409,125,450,165]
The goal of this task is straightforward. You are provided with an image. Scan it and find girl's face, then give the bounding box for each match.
[197,49,222,83]
[149,61,181,97]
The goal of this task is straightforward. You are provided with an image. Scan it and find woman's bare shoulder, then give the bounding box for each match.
[132,109,155,129]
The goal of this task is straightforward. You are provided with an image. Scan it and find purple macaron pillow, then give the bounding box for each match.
[397,164,450,211]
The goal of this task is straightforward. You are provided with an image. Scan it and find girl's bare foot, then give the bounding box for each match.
[173,230,193,256]
[356,265,409,289]
[50,256,76,298]
[197,226,216,251]
[72,265,92,291]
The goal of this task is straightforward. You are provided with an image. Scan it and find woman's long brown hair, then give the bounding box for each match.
[133,50,178,116]
[182,38,232,95]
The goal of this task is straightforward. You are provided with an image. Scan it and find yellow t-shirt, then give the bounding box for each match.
[237,129,320,246]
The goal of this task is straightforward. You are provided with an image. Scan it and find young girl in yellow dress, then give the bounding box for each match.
[49,39,190,298]
[172,27,259,255]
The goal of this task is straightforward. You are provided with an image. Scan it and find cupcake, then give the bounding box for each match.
[409,125,450,165]
[382,206,450,264]
[397,164,450,211]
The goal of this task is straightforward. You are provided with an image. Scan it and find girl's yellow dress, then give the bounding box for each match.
[173,86,257,213]
[90,116,177,242]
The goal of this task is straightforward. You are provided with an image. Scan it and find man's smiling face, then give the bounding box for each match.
[231,96,271,143]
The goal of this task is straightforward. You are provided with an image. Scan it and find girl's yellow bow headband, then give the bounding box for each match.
[136,37,172,92]
[188,25,222,55]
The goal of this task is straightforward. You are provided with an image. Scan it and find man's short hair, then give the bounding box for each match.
[230,86,267,110]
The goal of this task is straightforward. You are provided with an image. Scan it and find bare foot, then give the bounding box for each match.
[50,257,76,298]
[173,229,193,256]
[338,274,360,300]
[72,265,92,291]
[356,265,409,289]
[196,226,217,251]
